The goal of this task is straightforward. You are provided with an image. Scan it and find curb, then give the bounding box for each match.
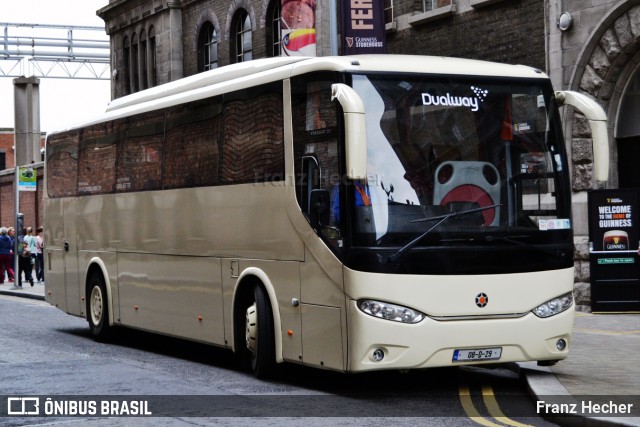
[517,362,640,427]
[0,288,46,301]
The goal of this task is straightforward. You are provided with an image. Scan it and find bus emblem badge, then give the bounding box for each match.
[475,293,489,308]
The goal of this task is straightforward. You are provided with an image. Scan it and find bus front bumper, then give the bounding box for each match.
[346,300,573,372]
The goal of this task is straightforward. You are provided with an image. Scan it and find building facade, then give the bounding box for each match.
[96,0,640,309]
[0,128,46,230]
[97,0,549,99]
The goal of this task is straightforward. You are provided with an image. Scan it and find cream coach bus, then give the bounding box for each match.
[44,55,609,378]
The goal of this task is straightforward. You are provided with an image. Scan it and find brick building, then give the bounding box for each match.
[97,0,549,98]
[0,128,45,230]
[0,128,19,171]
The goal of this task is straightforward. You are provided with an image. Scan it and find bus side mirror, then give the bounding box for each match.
[309,189,331,230]
[555,90,609,183]
[331,83,367,180]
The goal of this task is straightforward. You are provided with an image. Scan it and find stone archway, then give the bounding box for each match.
[569,3,640,191]
[561,2,640,309]
[615,55,640,188]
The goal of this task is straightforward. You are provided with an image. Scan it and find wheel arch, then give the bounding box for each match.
[232,267,284,363]
[84,257,114,327]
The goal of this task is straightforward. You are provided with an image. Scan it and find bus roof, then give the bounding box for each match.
[104,56,307,113]
[52,55,549,134]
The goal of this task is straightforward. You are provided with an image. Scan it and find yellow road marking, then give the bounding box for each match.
[482,384,533,427]
[459,385,505,427]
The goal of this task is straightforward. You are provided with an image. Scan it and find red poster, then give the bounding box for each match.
[281,0,317,56]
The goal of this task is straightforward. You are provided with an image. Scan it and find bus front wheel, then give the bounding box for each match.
[244,285,276,378]
[87,272,112,341]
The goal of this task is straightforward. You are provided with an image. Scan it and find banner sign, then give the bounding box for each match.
[341,0,386,55]
[587,188,640,312]
[281,0,317,56]
[588,189,638,254]
[18,167,36,192]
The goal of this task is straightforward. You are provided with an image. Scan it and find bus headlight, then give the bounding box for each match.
[532,293,573,318]
[357,299,425,324]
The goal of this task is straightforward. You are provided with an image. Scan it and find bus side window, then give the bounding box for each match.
[46,130,80,198]
[117,110,165,192]
[292,75,344,250]
[165,98,222,189]
[221,83,284,185]
[77,121,119,195]
[300,154,320,217]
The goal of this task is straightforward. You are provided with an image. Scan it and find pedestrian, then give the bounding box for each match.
[35,227,44,284]
[18,228,34,287]
[7,227,15,276]
[0,227,15,285]
[7,227,16,282]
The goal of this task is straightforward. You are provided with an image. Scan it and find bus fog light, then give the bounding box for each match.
[556,339,567,351]
[372,348,385,362]
[532,292,573,318]
[357,299,425,323]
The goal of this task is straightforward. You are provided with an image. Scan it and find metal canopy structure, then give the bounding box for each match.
[1,22,110,80]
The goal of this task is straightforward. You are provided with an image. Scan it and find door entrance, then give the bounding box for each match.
[617,136,640,188]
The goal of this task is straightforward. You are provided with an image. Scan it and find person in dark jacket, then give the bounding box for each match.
[0,227,15,285]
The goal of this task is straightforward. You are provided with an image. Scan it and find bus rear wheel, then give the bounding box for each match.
[87,272,112,341]
[244,285,276,378]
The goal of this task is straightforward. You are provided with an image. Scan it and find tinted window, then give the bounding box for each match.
[77,122,120,196]
[46,82,284,198]
[46,130,80,198]
[165,98,222,189]
[117,111,165,192]
[221,82,284,184]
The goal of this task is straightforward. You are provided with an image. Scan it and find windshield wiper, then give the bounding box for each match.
[387,204,501,265]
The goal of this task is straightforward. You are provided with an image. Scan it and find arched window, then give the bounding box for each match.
[197,21,218,72]
[131,32,139,92]
[149,26,157,87]
[617,67,640,188]
[232,10,252,63]
[123,36,131,95]
[140,29,148,90]
[267,0,282,57]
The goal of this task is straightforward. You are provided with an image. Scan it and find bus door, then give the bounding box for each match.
[62,198,82,316]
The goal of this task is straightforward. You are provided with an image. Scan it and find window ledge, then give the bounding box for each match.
[385,21,397,32]
[470,0,507,8]
[409,5,455,27]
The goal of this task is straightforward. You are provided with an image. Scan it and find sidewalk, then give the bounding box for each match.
[0,279,46,301]
[1,282,638,425]
[518,311,640,426]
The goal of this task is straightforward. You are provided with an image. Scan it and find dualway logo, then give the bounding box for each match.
[421,86,488,112]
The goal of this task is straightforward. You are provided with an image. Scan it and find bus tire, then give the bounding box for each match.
[245,284,276,378]
[87,272,112,342]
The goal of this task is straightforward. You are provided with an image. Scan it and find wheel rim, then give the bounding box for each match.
[245,302,257,354]
[90,285,104,326]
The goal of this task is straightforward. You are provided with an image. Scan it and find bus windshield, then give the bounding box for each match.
[343,73,572,273]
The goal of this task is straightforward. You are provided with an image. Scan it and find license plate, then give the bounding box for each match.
[453,347,502,362]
